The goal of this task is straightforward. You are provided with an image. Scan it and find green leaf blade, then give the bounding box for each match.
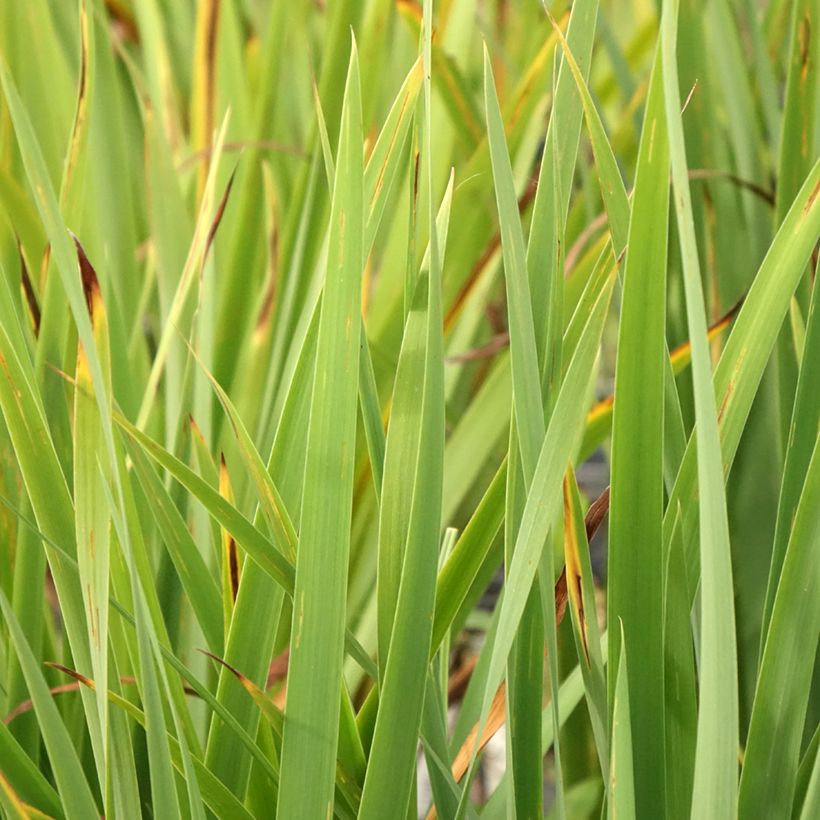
[607,45,669,819]
[276,40,365,820]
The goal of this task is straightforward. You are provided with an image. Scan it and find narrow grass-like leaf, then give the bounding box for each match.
[431,461,506,652]
[0,594,99,819]
[551,18,688,498]
[421,671,463,820]
[607,43,669,817]
[609,626,636,820]
[799,745,820,820]
[52,665,255,820]
[118,414,295,592]
[358,330,387,498]
[192,347,298,563]
[484,46,549,818]
[483,47,544,473]
[72,239,113,809]
[760,263,820,645]
[374,176,453,663]
[100,479,184,817]
[313,78,336,189]
[364,57,424,254]
[548,15,628,250]
[0,722,62,819]
[358,5,448,808]
[1,4,817,817]
[119,414,376,679]
[662,507,696,820]
[661,3,739,814]
[276,41,364,820]
[774,0,819,227]
[360,176,452,816]
[126,440,223,652]
[737,433,820,815]
[479,633,609,819]
[563,471,608,777]
[0,772,36,820]
[772,0,818,454]
[458,263,615,813]
[135,113,229,430]
[0,483,296,802]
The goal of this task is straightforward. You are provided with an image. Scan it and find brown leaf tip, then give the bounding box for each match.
[189,414,206,444]
[228,538,240,602]
[45,662,96,690]
[204,167,238,258]
[72,234,101,318]
[199,649,251,688]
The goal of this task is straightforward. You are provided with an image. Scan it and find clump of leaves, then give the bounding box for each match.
[0,0,818,818]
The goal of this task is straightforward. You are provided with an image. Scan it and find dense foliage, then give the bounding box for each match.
[0,0,818,817]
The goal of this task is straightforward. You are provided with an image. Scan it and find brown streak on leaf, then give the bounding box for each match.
[4,667,199,728]
[717,346,747,426]
[799,16,811,83]
[204,166,237,260]
[689,168,775,207]
[228,536,240,602]
[77,7,88,107]
[204,0,220,145]
[18,238,40,336]
[563,475,589,664]
[369,60,422,210]
[73,235,101,320]
[254,191,280,339]
[266,648,290,689]
[105,0,139,43]
[554,565,568,625]
[254,265,278,339]
[585,485,610,542]
[803,177,820,216]
[218,454,240,601]
[87,583,99,646]
[587,395,614,426]
[396,0,422,24]
[60,3,92,206]
[717,382,734,426]
[39,245,51,293]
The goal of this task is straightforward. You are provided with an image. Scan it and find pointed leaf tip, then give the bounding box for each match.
[71,234,102,321]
